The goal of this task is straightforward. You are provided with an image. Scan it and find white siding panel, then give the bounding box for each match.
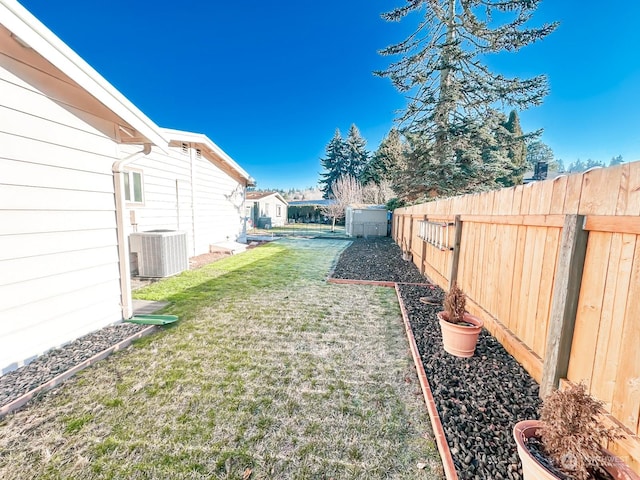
[0,53,127,375]
[0,295,122,374]
[0,131,114,173]
[1,263,120,316]
[0,210,116,235]
[0,229,117,261]
[0,184,115,211]
[0,104,116,155]
[1,158,114,192]
[192,155,243,252]
[0,246,118,286]
[0,74,114,138]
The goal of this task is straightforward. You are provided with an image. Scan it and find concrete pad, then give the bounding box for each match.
[132,299,169,315]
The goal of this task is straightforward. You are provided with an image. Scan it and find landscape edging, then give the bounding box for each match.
[0,325,156,419]
[327,275,458,480]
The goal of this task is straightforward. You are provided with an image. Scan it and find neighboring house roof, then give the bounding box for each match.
[288,199,334,206]
[246,191,288,205]
[348,204,388,210]
[0,0,168,152]
[161,128,255,186]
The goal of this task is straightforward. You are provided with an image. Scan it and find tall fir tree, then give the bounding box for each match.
[376,0,557,201]
[319,129,348,198]
[609,155,623,167]
[319,125,370,198]
[500,110,529,186]
[344,124,369,181]
[361,128,408,186]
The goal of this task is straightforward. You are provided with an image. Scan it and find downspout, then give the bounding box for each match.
[113,143,152,319]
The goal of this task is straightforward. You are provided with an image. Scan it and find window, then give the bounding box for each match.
[276,205,282,217]
[264,203,270,216]
[124,170,144,203]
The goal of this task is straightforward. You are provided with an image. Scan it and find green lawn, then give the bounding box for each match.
[0,238,442,479]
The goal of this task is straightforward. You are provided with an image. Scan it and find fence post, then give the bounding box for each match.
[420,215,428,274]
[449,215,463,290]
[540,214,589,399]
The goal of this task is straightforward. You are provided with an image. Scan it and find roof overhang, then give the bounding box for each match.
[162,128,254,186]
[0,0,169,152]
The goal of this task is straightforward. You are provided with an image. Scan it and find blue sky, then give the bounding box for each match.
[18,0,640,190]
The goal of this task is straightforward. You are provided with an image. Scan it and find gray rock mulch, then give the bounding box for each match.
[330,237,541,480]
[0,322,148,410]
[331,237,426,283]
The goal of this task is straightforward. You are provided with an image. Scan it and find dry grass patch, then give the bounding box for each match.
[0,239,442,479]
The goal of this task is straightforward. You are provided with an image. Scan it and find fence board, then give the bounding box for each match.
[610,237,640,433]
[530,228,554,358]
[522,227,542,347]
[563,173,583,214]
[580,166,624,215]
[394,163,640,472]
[567,232,612,388]
[585,216,640,235]
[549,175,569,215]
[590,233,633,411]
[535,228,561,357]
[624,162,640,215]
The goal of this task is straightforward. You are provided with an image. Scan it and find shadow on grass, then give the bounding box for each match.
[132,239,344,321]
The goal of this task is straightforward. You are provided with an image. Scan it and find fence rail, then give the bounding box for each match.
[393,162,640,473]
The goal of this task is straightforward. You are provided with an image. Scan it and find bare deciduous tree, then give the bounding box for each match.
[362,180,395,205]
[320,175,363,232]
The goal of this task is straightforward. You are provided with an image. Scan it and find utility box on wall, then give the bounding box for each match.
[345,205,389,237]
[129,230,189,278]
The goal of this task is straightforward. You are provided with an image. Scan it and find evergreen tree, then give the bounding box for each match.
[376,0,557,200]
[319,129,348,198]
[501,110,528,186]
[609,155,623,167]
[319,126,370,198]
[585,158,605,170]
[344,124,369,181]
[526,140,555,171]
[361,128,408,186]
[568,159,586,173]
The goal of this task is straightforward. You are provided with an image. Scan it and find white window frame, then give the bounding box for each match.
[124,169,144,204]
[276,205,282,217]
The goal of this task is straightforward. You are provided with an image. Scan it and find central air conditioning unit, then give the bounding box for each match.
[129,230,189,278]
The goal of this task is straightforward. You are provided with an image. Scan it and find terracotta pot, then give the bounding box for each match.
[437,311,483,358]
[513,420,640,480]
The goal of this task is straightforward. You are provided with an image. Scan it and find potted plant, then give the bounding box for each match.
[436,282,483,358]
[513,382,639,480]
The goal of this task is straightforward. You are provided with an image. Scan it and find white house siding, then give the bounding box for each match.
[119,144,245,258]
[0,51,123,373]
[191,151,245,252]
[118,144,196,256]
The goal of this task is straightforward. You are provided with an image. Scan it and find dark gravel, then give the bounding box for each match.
[0,322,149,409]
[331,237,427,283]
[331,237,542,480]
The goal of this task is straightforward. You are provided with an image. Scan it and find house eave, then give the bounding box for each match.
[0,0,169,153]
[162,128,253,185]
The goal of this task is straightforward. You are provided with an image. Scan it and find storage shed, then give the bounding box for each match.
[345,205,389,237]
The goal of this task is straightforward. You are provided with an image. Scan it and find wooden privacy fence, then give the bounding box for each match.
[393,162,640,472]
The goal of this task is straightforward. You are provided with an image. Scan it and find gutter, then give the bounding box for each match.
[112,144,152,319]
[0,0,169,152]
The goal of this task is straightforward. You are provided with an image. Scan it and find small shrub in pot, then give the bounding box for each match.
[514,382,639,480]
[436,282,483,357]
